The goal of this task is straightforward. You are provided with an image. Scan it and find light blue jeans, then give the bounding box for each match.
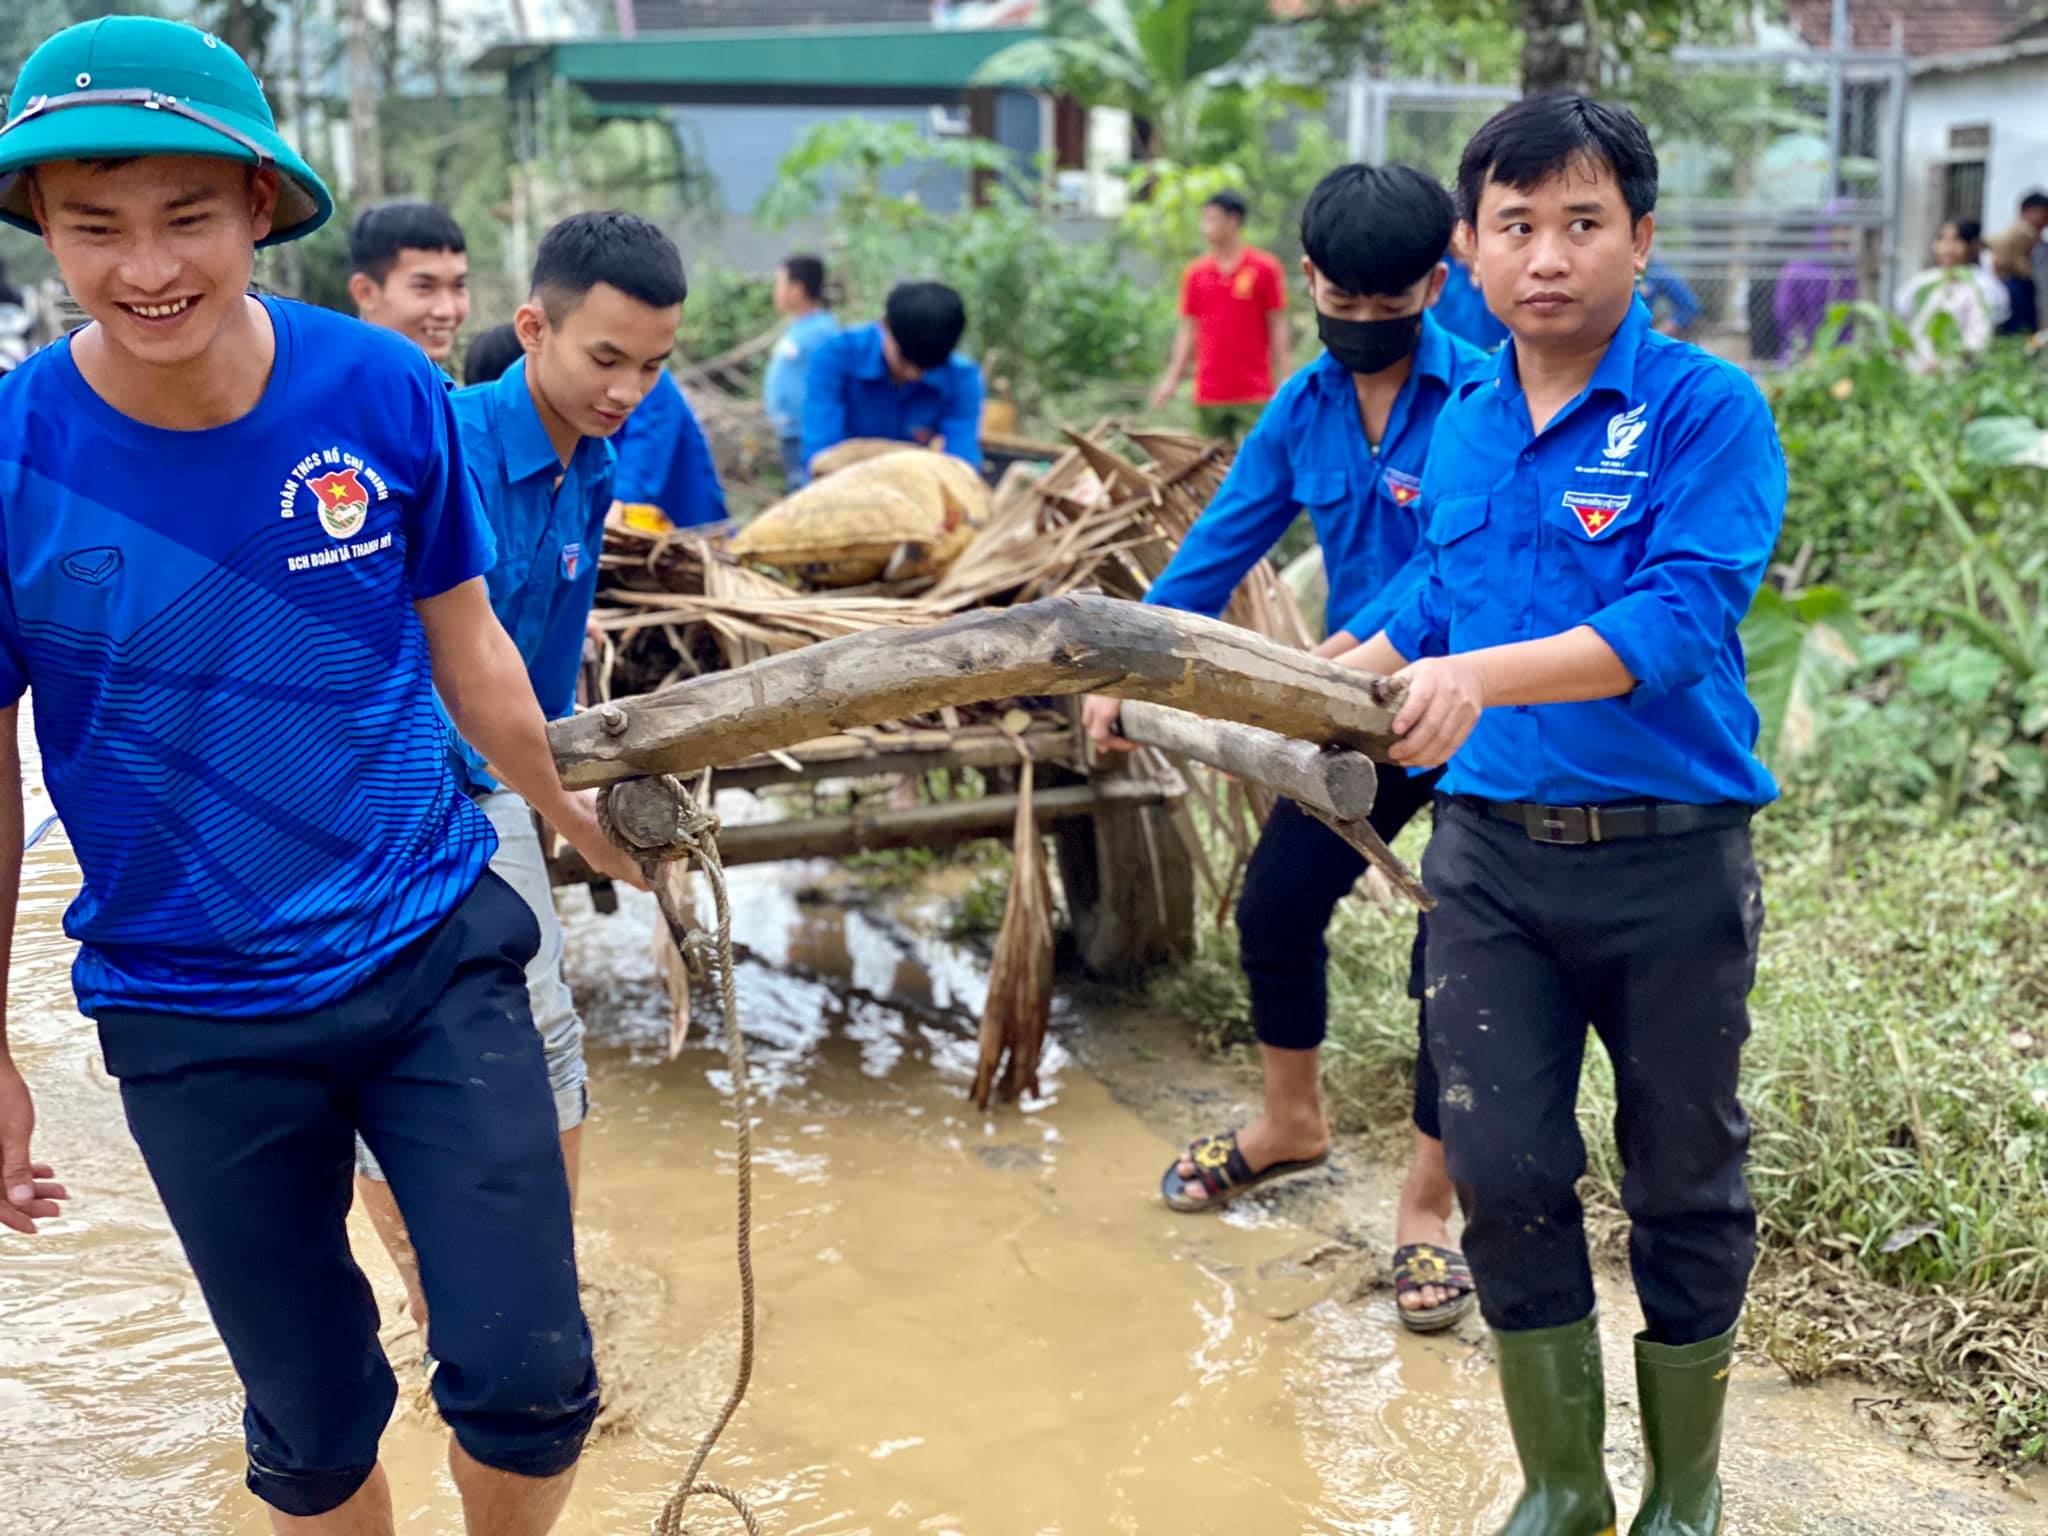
[356,791,588,1179]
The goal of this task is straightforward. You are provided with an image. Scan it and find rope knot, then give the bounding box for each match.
[598,774,721,867]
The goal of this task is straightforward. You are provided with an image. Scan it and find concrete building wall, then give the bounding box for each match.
[1901,58,2048,269]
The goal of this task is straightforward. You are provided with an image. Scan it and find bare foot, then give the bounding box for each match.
[1393,1127,1460,1313]
[1170,1111,1330,1207]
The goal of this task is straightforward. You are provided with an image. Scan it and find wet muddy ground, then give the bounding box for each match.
[3,737,2042,1533]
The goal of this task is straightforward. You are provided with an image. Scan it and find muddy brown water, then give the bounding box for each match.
[4,714,2042,1534]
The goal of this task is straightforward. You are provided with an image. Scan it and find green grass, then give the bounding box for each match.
[1151,799,2048,1462]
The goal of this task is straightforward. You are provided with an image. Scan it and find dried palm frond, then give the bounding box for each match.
[970,752,1055,1111]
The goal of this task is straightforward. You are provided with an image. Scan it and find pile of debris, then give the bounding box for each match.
[587,424,1310,1107]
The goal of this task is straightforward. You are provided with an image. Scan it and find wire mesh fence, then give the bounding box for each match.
[1334,41,1911,370]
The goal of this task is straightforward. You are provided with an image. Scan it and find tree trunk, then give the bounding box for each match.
[377,0,407,194]
[1519,0,1597,95]
[428,0,451,204]
[345,0,385,200]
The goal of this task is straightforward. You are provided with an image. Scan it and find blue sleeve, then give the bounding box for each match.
[1339,535,1432,645]
[1585,378,1786,702]
[407,360,496,599]
[529,460,615,721]
[670,390,729,527]
[0,491,24,706]
[1144,413,1299,620]
[800,339,853,466]
[611,374,682,505]
[1648,266,1702,329]
[939,362,984,466]
[1382,556,1449,662]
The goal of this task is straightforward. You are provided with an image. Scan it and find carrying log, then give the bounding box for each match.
[1116,701,1378,823]
[592,778,1167,869]
[550,594,1405,788]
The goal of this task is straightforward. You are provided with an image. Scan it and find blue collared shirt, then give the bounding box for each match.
[765,309,841,441]
[799,322,984,470]
[609,371,727,528]
[449,357,617,793]
[1145,315,1487,641]
[1432,261,1510,352]
[1385,301,1786,806]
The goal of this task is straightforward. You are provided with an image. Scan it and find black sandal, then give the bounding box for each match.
[1159,1129,1330,1213]
[1392,1241,1477,1333]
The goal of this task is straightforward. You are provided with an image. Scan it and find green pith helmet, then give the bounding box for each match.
[0,16,332,246]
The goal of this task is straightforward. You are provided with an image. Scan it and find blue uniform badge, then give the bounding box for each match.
[1383,466,1422,507]
[560,542,583,581]
[1561,490,1631,537]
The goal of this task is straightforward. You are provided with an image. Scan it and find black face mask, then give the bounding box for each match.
[1318,309,1424,376]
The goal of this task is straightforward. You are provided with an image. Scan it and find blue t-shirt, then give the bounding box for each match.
[1145,315,1486,642]
[1386,301,1785,807]
[764,309,840,443]
[609,371,727,528]
[799,323,984,471]
[0,297,499,1018]
[448,357,616,795]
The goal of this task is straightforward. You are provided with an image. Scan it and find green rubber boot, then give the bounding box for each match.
[1493,1313,1619,1536]
[1628,1324,1736,1535]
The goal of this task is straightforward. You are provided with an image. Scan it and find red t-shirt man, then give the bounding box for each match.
[1151,191,1289,442]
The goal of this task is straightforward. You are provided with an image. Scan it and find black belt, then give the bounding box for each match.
[1452,795,1753,846]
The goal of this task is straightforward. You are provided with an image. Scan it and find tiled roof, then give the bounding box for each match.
[630,1,932,29]
[1783,0,2039,57]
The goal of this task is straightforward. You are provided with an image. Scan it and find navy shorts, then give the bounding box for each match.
[96,870,599,1518]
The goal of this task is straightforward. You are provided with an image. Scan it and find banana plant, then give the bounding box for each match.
[1742,584,1860,771]
[972,0,1269,162]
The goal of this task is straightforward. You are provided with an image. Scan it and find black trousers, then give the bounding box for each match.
[1236,766,1443,1136]
[1422,800,1763,1345]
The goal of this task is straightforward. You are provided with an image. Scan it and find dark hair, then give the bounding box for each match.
[463,322,525,385]
[2023,190,2048,214]
[1456,95,1659,226]
[781,253,827,303]
[531,210,687,319]
[1301,164,1455,297]
[349,201,466,283]
[884,281,967,370]
[1204,189,1248,223]
[1945,219,1983,246]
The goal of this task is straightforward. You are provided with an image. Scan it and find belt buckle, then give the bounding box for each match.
[1524,804,1599,845]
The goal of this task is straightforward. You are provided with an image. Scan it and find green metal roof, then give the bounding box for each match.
[478,25,1040,95]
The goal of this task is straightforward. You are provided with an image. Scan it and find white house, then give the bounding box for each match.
[1901,16,2048,265]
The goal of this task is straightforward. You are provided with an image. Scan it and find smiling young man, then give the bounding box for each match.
[1339,97,1785,1535]
[0,18,645,1535]
[347,200,470,366]
[354,210,687,1338]
[1085,163,1486,1332]
[799,279,983,473]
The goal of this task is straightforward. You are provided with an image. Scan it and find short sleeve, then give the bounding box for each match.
[1261,258,1286,310]
[405,360,496,599]
[0,505,25,705]
[1179,263,1199,317]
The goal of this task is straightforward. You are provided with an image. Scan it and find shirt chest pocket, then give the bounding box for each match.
[1540,486,1652,606]
[1296,466,1350,514]
[1424,492,1492,619]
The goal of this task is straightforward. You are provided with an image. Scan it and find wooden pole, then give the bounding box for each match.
[549,594,1407,789]
[1116,701,1378,824]
[564,780,1169,877]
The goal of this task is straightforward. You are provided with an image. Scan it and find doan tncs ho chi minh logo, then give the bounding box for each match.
[279,446,392,540]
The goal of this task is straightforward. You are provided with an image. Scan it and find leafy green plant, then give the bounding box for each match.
[759,118,1173,414]
[973,0,1268,162]
[1741,585,1860,772]
[1119,78,1343,267]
